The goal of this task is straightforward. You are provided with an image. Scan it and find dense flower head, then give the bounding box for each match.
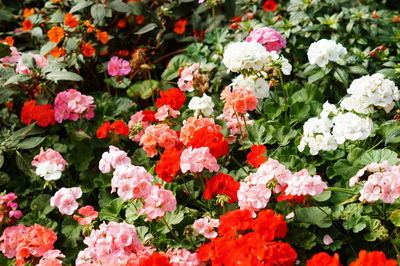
[111,164,154,200]
[64,13,79,28]
[340,73,399,114]
[155,105,180,121]
[350,162,400,203]
[0,224,27,258]
[178,63,200,92]
[331,112,373,144]
[218,209,253,238]
[284,169,327,196]
[232,74,270,99]
[247,144,267,168]
[217,109,254,142]
[156,88,186,110]
[307,39,347,67]
[48,27,65,44]
[54,89,95,123]
[107,56,131,76]
[252,209,288,240]
[37,249,65,266]
[76,221,148,265]
[203,173,240,203]
[188,94,214,117]
[98,145,131,173]
[307,252,341,266]
[73,205,98,225]
[21,100,56,127]
[96,120,129,138]
[246,27,286,52]
[155,147,183,183]
[139,124,179,158]
[237,182,272,214]
[193,217,220,239]
[50,187,82,215]
[180,147,220,173]
[128,110,157,142]
[0,193,23,224]
[221,86,258,114]
[138,186,177,221]
[349,250,397,266]
[166,248,200,266]
[32,147,68,181]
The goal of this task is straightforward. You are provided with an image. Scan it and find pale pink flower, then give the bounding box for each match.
[284,169,327,196]
[349,161,392,187]
[0,46,20,64]
[246,27,286,52]
[167,248,201,266]
[193,217,220,239]
[54,89,95,123]
[98,145,131,173]
[323,234,334,245]
[111,164,153,200]
[177,63,200,92]
[16,57,32,75]
[107,56,131,76]
[138,186,177,221]
[155,105,180,121]
[237,182,271,214]
[217,109,254,142]
[0,224,27,258]
[139,124,178,158]
[50,187,82,215]
[76,221,148,265]
[180,147,219,173]
[37,249,65,266]
[30,53,48,68]
[73,206,98,226]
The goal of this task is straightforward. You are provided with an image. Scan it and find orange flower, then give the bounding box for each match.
[22,19,33,31]
[263,0,277,12]
[84,20,95,33]
[173,19,187,35]
[48,27,65,44]
[50,0,61,2]
[64,13,79,28]
[23,8,35,18]
[135,15,144,25]
[49,47,66,58]
[117,18,127,28]
[81,42,95,57]
[96,30,109,44]
[0,36,14,46]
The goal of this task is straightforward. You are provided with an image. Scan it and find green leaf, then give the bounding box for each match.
[274,126,298,146]
[4,74,31,86]
[356,149,398,166]
[290,102,310,122]
[127,80,159,100]
[313,190,331,202]
[125,201,143,223]
[308,71,325,83]
[161,54,191,81]
[333,67,349,86]
[99,198,124,221]
[295,207,332,228]
[110,1,135,13]
[390,210,400,227]
[331,159,358,179]
[348,65,368,75]
[0,152,3,169]
[40,41,57,56]
[0,43,11,58]
[70,1,93,13]
[47,70,83,82]
[91,4,106,25]
[135,23,158,35]
[0,88,15,104]
[16,137,45,149]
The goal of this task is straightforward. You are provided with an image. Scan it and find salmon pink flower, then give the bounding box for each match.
[193,217,220,239]
[73,206,98,225]
[54,89,95,123]
[50,187,82,215]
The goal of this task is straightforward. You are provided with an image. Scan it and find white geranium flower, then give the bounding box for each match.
[232,74,270,99]
[332,112,373,144]
[307,39,347,67]
[188,94,215,117]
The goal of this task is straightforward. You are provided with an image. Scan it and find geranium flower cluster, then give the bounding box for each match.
[31,147,68,181]
[193,216,220,239]
[350,161,400,203]
[177,63,200,92]
[107,56,131,76]
[239,158,327,214]
[21,100,56,127]
[340,73,399,114]
[307,250,397,266]
[73,206,99,226]
[50,187,82,215]
[76,221,200,265]
[54,89,95,123]
[307,39,347,67]
[128,110,158,142]
[232,74,270,99]
[96,120,129,139]
[0,193,22,225]
[188,94,215,117]
[0,48,48,74]
[222,41,291,75]
[299,102,373,155]
[203,173,240,204]
[197,209,297,265]
[0,224,60,266]
[245,27,287,52]
[100,146,177,221]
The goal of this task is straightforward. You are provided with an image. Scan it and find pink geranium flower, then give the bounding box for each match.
[138,186,177,221]
[50,187,82,215]
[246,27,286,52]
[107,56,131,76]
[180,147,220,173]
[193,217,220,239]
[73,206,98,225]
[54,89,95,123]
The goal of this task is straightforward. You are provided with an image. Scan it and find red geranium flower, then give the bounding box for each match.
[307,252,341,266]
[155,88,186,110]
[204,173,240,203]
[21,100,55,127]
[96,121,111,139]
[174,19,187,35]
[96,120,129,139]
[138,252,171,266]
[349,250,397,266]
[247,144,267,168]
[263,0,277,12]
[277,185,305,204]
[186,126,228,159]
[155,147,183,183]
